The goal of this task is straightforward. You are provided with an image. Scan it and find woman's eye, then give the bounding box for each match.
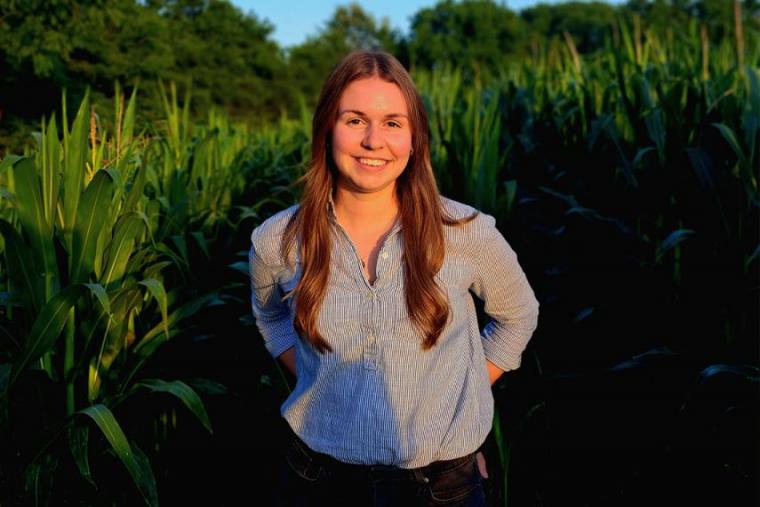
[347,118,363,125]
[387,121,401,128]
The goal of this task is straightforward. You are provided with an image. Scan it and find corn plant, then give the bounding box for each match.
[0,87,217,506]
[415,8,757,506]
[419,67,517,223]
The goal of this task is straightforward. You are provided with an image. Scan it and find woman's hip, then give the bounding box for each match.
[275,429,486,506]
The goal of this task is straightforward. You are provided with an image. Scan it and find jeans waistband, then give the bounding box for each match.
[290,431,476,482]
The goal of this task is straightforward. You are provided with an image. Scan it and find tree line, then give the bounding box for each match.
[0,0,757,151]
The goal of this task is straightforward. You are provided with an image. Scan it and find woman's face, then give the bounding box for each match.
[330,76,412,199]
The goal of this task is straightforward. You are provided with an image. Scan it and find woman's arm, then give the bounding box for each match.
[486,360,504,385]
[469,213,540,373]
[249,240,299,360]
[278,346,297,377]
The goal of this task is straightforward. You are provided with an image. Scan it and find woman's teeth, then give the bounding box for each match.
[358,158,387,167]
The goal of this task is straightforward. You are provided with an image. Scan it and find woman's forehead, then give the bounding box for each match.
[338,77,409,115]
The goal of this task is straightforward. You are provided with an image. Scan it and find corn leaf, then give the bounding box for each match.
[123,85,138,147]
[138,279,169,340]
[686,147,714,189]
[125,163,147,213]
[697,364,760,382]
[24,453,57,506]
[0,219,44,314]
[85,287,143,399]
[101,214,146,288]
[656,229,695,262]
[70,169,115,284]
[10,284,86,386]
[79,404,158,507]
[742,65,758,173]
[0,155,23,173]
[11,158,59,296]
[134,379,213,434]
[62,90,90,250]
[133,291,218,357]
[190,231,209,259]
[67,425,97,489]
[712,123,747,168]
[83,283,112,319]
[42,116,60,228]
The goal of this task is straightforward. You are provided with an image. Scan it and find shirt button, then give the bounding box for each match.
[381,252,389,260]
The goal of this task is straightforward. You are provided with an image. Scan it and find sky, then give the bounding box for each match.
[230,0,624,48]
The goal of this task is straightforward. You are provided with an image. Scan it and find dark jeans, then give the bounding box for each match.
[274,430,486,506]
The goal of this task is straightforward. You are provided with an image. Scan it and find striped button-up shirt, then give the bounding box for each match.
[248,196,539,468]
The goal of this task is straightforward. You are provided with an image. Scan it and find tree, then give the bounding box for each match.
[150,0,287,120]
[284,3,404,113]
[0,0,289,149]
[407,0,527,74]
[520,1,619,54]
[0,0,174,125]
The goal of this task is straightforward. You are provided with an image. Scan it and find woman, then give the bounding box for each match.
[249,50,540,506]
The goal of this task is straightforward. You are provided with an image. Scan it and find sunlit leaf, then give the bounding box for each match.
[79,404,158,507]
[134,379,213,434]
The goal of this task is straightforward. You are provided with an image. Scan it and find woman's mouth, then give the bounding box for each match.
[355,157,389,168]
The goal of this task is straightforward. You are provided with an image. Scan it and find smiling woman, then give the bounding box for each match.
[248,50,540,506]
[331,77,412,199]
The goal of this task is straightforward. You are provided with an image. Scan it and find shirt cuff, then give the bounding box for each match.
[261,323,299,359]
[480,328,523,372]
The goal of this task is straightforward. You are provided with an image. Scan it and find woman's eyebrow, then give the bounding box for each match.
[338,109,408,119]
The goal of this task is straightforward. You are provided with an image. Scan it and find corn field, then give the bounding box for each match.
[0,14,757,507]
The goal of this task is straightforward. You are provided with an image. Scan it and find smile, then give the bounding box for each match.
[356,157,388,167]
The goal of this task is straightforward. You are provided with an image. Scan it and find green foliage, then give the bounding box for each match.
[153,0,286,119]
[0,0,173,120]
[2,0,757,153]
[284,3,404,113]
[408,0,527,74]
[521,1,619,54]
[0,1,757,504]
[0,0,284,151]
[0,89,223,505]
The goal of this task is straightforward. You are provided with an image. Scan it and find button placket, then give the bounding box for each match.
[364,293,379,370]
[364,336,377,370]
[332,219,374,291]
[329,217,400,371]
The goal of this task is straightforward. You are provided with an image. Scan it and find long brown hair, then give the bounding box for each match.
[281,50,476,353]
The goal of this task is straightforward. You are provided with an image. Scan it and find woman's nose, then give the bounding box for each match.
[361,124,383,150]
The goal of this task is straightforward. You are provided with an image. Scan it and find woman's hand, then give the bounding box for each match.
[278,346,297,377]
[475,451,489,479]
[486,360,504,385]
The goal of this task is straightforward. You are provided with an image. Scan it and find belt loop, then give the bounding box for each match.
[293,433,328,476]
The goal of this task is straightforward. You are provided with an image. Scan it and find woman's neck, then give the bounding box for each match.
[333,187,399,231]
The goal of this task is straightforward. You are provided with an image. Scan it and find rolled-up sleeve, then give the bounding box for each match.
[469,214,540,372]
[248,237,299,359]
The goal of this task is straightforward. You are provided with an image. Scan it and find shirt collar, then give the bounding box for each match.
[326,192,338,223]
[326,192,402,234]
